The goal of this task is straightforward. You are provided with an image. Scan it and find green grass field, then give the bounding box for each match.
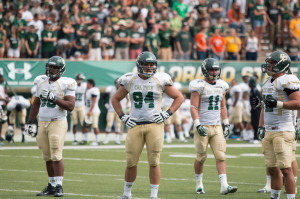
[0,140,299,199]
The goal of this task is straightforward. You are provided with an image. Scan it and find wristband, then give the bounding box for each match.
[194,119,200,126]
[277,101,283,108]
[166,109,173,116]
[119,113,125,119]
[222,119,229,125]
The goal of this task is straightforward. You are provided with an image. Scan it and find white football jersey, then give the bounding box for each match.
[75,82,87,107]
[0,84,5,106]
[119,72,173,122]
[85,87,100,114]
[7,95,30,111]
[36,76,77,121]
[262,74,300,132]
[106,85,117,112]
[239,82,250,94]
[162,81,182,108]
[230,84,243,107]
[180,98,191,118]
[189,79,229,125]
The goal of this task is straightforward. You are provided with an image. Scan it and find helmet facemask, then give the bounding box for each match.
[138,62,157,78]
[262,58,290,76]
[46,64,65,79]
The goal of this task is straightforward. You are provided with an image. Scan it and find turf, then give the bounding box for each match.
[0,139,298,199]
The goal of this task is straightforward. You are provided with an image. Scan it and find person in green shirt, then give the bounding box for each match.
[7,25,21,58]
[172,0,188,19]
[129,22,144,60]
[72,28,90,60]
[176,22,192,60]
[88,21,102,61]
[114,20,130,60]
[159,22,172,60]
[145,25,161,58]
[41,21,57,58]
[253,0,266,46]
[0,23,6,58]
[25,25,39,58]
[102,27,115,60]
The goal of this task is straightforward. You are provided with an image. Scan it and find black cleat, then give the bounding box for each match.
[36,183,55,196]
[79,140,87,145]
[54,184,64,197]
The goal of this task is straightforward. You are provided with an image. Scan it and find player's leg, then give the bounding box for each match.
[257,168,271,193]
[104,111,114,144]
[164,115,172,143]
[19,109,27,143]
[292,141,298,193]
[114,113,122,144]
[90,113,100,146]
[71,107,79,144]
[210,125,238,194]
[182,117,190,138]
[174,111,186,142]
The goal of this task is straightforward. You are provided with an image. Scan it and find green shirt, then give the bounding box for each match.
[12,18,27,38]
[175,31,191,52]
[8,35,20,49]
[0,31,5,47]
[26,32,39,51]
[115,29,130,48]
[146,33,161,57]
[254,4,265,21]
[42,30,57,52]
[172,2,188,18]
[76,35,90,54]
[159,29,171,48]
[89,29,101,49]
[130,31,143,50]
[210,24,224,35]
[102,35,114,50]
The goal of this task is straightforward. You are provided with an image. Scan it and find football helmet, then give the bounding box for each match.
[83,115,92,128]
[261,50,291,76]
[45,56,66,79]
[248,76,257,87]
[201,58,221,80]
[75,73,85,81]
[5,126,14,143]
[136,51,157,77]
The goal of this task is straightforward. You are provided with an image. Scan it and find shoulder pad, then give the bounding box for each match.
[262,76,272,87]
[153,72,173,86]
[119,72,136,86]
[34,75,48,86]
[217,79,229,91]
[189,79,205,92]
[62,77,77,91]
[279,74,300,90]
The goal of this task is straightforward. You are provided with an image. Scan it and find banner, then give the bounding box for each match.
[0,60,299,88]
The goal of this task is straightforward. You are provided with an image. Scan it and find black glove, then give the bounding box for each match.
[251,96,261,108]
[264,97,277,108]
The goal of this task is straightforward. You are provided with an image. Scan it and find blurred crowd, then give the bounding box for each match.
[0,0,300,61]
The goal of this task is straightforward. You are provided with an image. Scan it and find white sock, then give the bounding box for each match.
[178,131,185,140]
[123,181,133,197]
[166,132,171,139]
[83,133,88,141]
[49,177,56,187]
[105,133,109,141]
[150,184,159,198]
[183,123,189,137]
[294,176,297,182]
[115,128,121,133]
[55,176,63,186]
[271,189,281,199]
[73,133,77,140]
[287,194,295,199]
[219,174,228,188]
[95,134,100,143]
[105,127,111,132]
[266,175,271,188]
[248,130,254,140]
[169,125,175,138]
[115,134,120,142]
[195,173,203,188]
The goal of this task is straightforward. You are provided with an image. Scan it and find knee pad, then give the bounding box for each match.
[148,151,160,167]
[50,135,61,161]
[214,142,226,161]
[273,137,284,154]
[126,152,140,168]
[196,153,207,164]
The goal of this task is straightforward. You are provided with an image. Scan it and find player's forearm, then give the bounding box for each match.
[221,107,228,121]
[112,99,123,115]
[282,100,300,110]
[258,108,264,126]
[190,107,199,121]
[169,95,184,113]
[28,102,40,122]
[56,98,75,111]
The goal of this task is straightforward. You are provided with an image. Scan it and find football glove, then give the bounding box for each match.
[257,127,265,140]
[119,113,136,128]
[222,119,231,138]
[152,109,172,123]
[296,119,300,140]
[25,121,37,137]
[251,96,262,108]
[264,97,283,108]
[41,89,56,102]
[194,119,207,136]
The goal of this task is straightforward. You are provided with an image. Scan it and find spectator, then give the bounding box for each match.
[107,7,121,31]
[243,30,259,61]
[228,2,245,35]
[274,36,284,51]
[72,28,89,60]
[29,14,44,58]
[145,24,161,58]
[194,0,209,19]
[248,0,256,29]
[57,15,74,58]
[130,0,141,18]
[145,9,156,34]
[79,4,93,25]
[169,10,182,58]
[88,21,102,61]
[208,0,223,25]
[21,4,33,23]
[209,28,225,60]
[2,11,13,36]
[7,25,21,58]
[280,0,292,39]
[121,6,134,28]
[172,0,188,18]
[94,3,108,27]
[114,20,130,60]
[41,21,57,58]
[289,11,300,45]
[221,0,232,19]
[210,17,225,36]
[253,0,266,47]
[195,27,208,60]
[266,0,281,49]
[286,37,300,61]
[0,24,6,58]
[235,0,247,17]
[101,27,115,60]
[225,28,241,60]
[135,12,147,34]
[129,22,144,60]
[25,25,39,58]
[31,0,45,19]
[43,4,59,22]
[70,4,81,28]
[159,22,172,60]
[293,0,300,16]
[176,22,192,60]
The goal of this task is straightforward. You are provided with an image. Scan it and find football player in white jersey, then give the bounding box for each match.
[179,94,193,138]
[189,58,238,195]
[255,50,300,199]
[0,74,8,141]
[112,51,184,199]
[6,95,30,142]
[80,79,101,146]
[71,73,87,145]
[25,56,76,197]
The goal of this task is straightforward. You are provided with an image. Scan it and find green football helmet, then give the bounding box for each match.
[261,50,291,76]
[201,58,221,80]
[136,51,157,77]
[248,76,257,87]
[75,73,85,81]
[46,56,66,79]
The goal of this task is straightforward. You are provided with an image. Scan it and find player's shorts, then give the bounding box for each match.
[106,111,122,131]
[172,110,182,125]
[71,105,85,126]
[242,111,251,123]
[91,112,100,129]
[194,125,226,163]
[229,105,243,124]
[36,120,68,161]
[125,122,164,167]
[9,108,27,125]
[262,131,295,169]
[292,140,297,162]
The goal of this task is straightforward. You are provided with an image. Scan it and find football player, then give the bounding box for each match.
[80,79,101,146]
[112,51,184,199]
[189,58,238,195]
[255,50,300,199]
[71,73,87,145]
[25,56,76,197]
[0,74,8,142]
[6,95,30,142]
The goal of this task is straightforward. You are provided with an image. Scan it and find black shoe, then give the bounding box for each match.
[22,135,26,143]
[54,184,64,197]
[36,183,56,196]
[79,140,87,145]
[0,136,5,142]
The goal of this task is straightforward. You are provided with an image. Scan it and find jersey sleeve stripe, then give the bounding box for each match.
[198,82,207,115]
[282,81,300,88]
[128,76,138,94]
[55,81,64,112]
[37,79,48,94]
[275,79,283,116]
[152,76,163,111]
